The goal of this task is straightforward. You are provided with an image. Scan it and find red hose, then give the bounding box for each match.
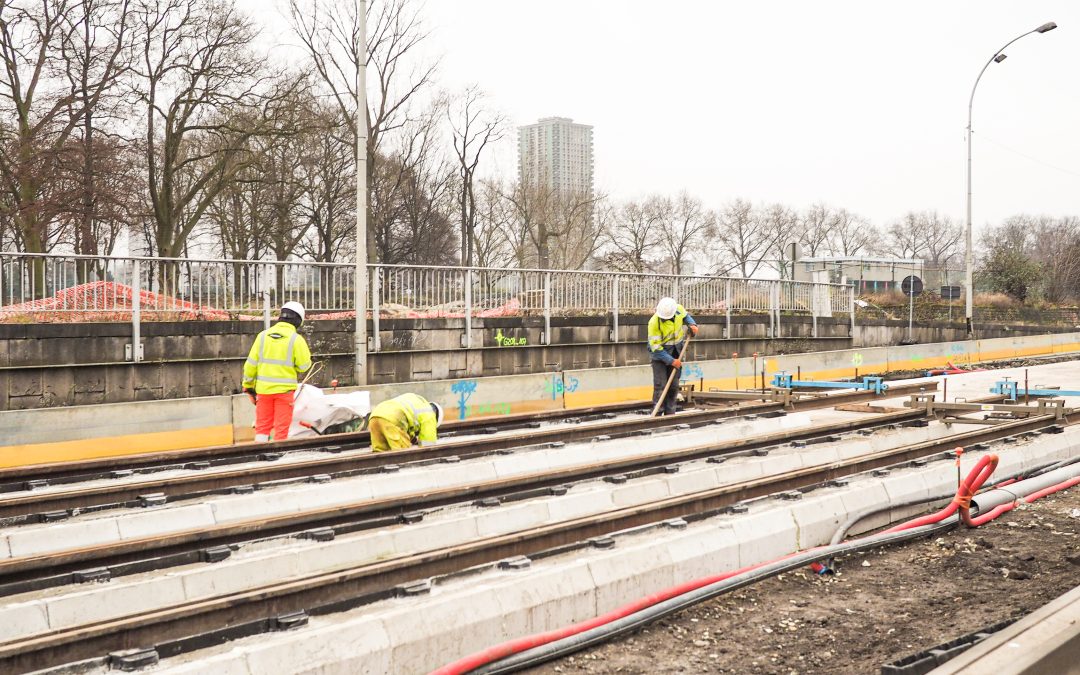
[431,452,1080,675]
[429,544,825,675]
[881,453,998,534]
[1021,476,1080,503]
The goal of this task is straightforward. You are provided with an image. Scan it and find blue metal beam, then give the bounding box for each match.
[990,381,1080,399]
[771,373,888,395]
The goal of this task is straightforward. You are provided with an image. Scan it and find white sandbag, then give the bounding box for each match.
[289,385,371,438]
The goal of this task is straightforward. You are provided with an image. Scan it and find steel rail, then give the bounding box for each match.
[0,412,1061,674]
[0,384,934,520]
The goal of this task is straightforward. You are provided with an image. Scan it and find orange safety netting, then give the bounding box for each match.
[0,281,245,323]
[0,281,528,323]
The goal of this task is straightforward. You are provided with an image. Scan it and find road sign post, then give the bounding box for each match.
[901,275,924,343]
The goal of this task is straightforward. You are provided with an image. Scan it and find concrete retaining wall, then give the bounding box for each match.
[0,315,855,410]
[3,311,1066,411]
[4,332,1079,467]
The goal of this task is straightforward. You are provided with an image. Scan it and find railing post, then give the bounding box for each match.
[772,282,780,338]
[371,266,381,352]
[849,284,856,337]
[262,263,271,330]
[130,258,142,363]
[612,275,620,343]
[724,279,731,339]
[543,272,551,345]
[464,269,473,349]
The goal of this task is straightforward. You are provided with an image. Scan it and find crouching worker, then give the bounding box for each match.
[367,393,444,452]
[648,296,698,415]
[242,301,312,442]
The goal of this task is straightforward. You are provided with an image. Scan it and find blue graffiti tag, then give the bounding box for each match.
[450,379,478,420]
[679,363,704,382]
[544,375,580,400]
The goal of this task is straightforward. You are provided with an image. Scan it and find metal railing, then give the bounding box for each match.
[0,252,855,359]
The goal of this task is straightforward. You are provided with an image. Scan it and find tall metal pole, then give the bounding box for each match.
[354,0,369,386]
[965,22,1056,338]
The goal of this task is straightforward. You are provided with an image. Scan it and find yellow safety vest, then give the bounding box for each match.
[648,304,689,354]
[369,393,439,444]
[242,321,313,395]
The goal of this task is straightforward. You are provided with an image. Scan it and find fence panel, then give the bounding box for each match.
[0,252,852,326]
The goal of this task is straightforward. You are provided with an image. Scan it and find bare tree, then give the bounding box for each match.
[884,210,962,267]
[0,0,130,273]
[507,173,600,269]
[884,212,926,259]
[288,0,437,262]
[797,203,834,258]
[295,105,355,263]
[370,98,456,265]
[759,202,798,278]
[655,191,714,275]
[916,210,963,266]
[206,164,264,260]
[713,198,776,278]
[828,208,876,257]
[62,0,134,260]
[468,178,515,268]
[132,0,298,270]
[600,196,663,273]
[448,85,504,267]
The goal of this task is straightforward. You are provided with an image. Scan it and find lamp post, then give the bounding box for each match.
[355,0,369,385]
[965,21,1056,338]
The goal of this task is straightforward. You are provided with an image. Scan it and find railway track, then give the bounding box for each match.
[0,383,934,522]
[0,400,650,490]
[0,404,938,594]
[0,407,1063,674]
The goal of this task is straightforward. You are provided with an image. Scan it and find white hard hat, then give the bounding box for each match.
[430,401,444,426]
[656,297,678,320]
[281,301,306,321]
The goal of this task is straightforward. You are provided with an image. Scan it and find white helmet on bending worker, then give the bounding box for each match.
[647,297,699,416]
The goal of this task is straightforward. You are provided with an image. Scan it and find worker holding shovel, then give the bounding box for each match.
[648,297,698,416]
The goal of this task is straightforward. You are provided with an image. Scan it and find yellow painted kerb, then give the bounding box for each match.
[0,425,233,469]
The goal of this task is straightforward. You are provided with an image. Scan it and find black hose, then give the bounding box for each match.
[472,521,954,675]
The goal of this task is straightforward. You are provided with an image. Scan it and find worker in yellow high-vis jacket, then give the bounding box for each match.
[367,393,445,452]
[648,297,698,415]
[242,301,312,442]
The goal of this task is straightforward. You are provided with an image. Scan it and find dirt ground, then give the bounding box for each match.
[527,487,1080,675]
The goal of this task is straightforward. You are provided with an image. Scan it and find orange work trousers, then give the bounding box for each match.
[255,391,295,441]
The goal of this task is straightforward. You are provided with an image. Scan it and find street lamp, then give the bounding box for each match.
[355,0,369,386]
[965,21,1056,338]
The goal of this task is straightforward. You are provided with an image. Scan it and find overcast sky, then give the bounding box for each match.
[260,1,1080,231]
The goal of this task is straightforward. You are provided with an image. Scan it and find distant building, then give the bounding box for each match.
[794,255,925,293]
[518,117,594,197]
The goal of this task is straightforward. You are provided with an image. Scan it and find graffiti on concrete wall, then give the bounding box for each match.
[467,402,512,417]
[494,329,527,347]
[451,379,478,420]
[679,363,704,382]
[544,374,579,400]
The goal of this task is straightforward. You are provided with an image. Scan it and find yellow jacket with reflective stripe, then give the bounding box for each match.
[242,321,313,395]
[647,304,696,365]
[369,393,439,445]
